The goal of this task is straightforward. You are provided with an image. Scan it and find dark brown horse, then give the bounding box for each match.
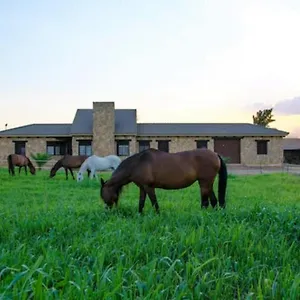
[7,154,36,176]
[49,155,91,180]
[100,148,228,214]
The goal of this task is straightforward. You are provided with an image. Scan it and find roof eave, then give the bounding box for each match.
[0,134,72,138]
[136,132,289,137]
[115,132,137,136]
[71,133,93,136]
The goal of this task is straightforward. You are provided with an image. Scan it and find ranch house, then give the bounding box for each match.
[0,101,289,168]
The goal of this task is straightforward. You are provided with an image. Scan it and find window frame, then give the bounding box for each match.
[157,140,170,153]
[14,141,26,155]
[46,141,66,156]
[116,140,130,156]
[138,140,151,152]
[195,139,208,149]
[256,140,269,155]
[78,140,92,156]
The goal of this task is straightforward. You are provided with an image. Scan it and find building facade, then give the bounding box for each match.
[0,102,289,167]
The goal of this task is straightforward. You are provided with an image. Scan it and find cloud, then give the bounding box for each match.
[287,126,300,138]
[274,97,300,116]
[242,97,300,116]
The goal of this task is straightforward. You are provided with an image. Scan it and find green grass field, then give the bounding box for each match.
[0,168,299,299]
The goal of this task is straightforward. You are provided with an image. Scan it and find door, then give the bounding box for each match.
[214,138,241,163]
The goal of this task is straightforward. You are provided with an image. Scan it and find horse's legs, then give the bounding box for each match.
[87,169,91,178]
[19,166,22,175]
[210,191,218,208]
[24,166,28,175]
[144,187,160,214]
[198,181,211,208]
[89,169,95,179]
[69,168,75,180]
[65,168,68,180]
[138,187,147,214]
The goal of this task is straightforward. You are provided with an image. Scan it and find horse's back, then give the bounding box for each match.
[63,155,86,167]
[8,153,26,166]
[142,148,220,173]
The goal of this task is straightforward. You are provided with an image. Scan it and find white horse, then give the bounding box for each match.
[77,154,121,182]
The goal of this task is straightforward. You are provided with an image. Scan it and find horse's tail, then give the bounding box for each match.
[217,154,228,208]
[7,154,15,175]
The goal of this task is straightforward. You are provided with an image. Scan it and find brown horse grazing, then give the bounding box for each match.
[49,155,91,180]
[7,154,36,176]
[100,148,228,214]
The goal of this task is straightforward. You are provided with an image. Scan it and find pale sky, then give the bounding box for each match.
[1,0,300,137]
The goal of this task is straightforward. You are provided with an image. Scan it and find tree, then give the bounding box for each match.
[30,153,52,170]
[252,108,275,127]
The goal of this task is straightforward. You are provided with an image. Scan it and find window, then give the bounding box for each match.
[256,140,268,155]
[196,140,208,149]
[14,141,26,155]
[116,140,130,156]
[46,142,66,156]
[157,140,169,152]
[139,140,150,152]
[78,140,92,156]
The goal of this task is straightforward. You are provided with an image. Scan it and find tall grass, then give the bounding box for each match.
[0,169,299,299]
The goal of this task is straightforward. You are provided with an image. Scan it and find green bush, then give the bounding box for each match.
[30,153,52,170]
[221,156,231,164]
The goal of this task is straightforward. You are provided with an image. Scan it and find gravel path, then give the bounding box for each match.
[227,164,300,175]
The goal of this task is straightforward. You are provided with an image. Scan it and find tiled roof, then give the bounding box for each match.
[0,109,138,136]
[115,109,137,134]
[137,123,289,137]
[0,124,71,136]
[283,138,300,150]
[70,109,93,135]
[0,111,289,138]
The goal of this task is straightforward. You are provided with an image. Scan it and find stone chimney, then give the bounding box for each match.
[92,102,115,156]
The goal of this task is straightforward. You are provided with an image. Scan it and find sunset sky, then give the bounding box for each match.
[1,0,300,137]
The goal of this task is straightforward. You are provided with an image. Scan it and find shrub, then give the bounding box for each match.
[30,153,52,170]
[222,156,231,164]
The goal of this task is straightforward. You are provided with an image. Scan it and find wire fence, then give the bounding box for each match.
[1,158,300,175]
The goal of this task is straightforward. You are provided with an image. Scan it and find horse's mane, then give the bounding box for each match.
[51,158,63,171]
[112,151,146,177]
[107,150,151,196]
[25,156,35,169]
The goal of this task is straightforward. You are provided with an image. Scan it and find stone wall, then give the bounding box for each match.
[135,136,214,153]
[111,136,214,158]
[168,136,214,152]
[0,137,47,167]
[0,137,70,169]
[92,102,115,156]
[0,134,285,168]
[241,137,284,166]
[0,137,14,166]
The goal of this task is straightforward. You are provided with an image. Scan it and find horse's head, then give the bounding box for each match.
[49,167,56,178]
[77,171,83,182]
[100,178,120,209]
[29,165,36,175]
[27,160,36,175]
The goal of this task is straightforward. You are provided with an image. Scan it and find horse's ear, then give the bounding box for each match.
[100,178,106,186]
